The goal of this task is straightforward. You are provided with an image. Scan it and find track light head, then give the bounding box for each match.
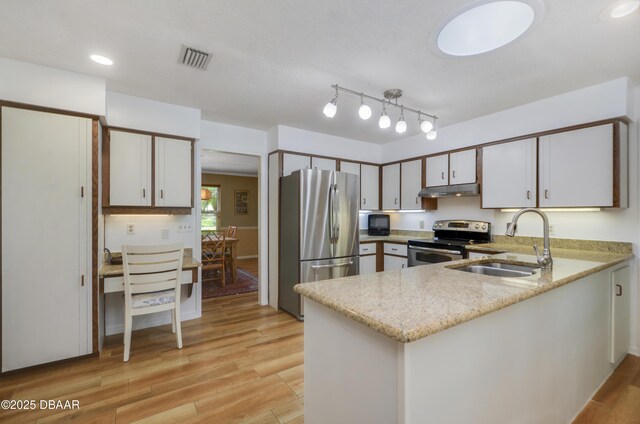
[323,96,338,118]
[379,105,391,129]
[395,111,407,134]
[426,130,437,140]
[420,119,434,133]
[358,95,372,120]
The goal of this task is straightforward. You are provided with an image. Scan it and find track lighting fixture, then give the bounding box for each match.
[323,87,338,118]
[358,95,372,120]
[322,84,437,139]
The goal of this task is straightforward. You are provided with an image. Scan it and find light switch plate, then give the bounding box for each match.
[419,220,425,229]
[161,228,170,239]
[178,224,192,233]
[127,223,135,235]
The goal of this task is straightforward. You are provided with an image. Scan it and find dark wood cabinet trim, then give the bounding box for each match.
[0,100,101,121]
[612,122,620,208]
[268,148,380,167]
[105,125,195,142]
[102,206,192,215]
[91,119,99,354]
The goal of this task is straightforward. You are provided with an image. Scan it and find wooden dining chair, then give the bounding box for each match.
[223,226,237,273]
[201,231,226,287]
[122,243,184,362]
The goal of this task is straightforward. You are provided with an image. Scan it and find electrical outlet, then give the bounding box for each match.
[548,224,555,236]
[161,228,170,239]
[178,224,192,233]
[419,220,425,229]
[127,223,135,235]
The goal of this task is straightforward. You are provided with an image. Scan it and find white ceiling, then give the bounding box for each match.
[1,1,639,144]
[201,150,259,176]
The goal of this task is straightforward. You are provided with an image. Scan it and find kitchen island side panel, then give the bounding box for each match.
[304,300,398,424]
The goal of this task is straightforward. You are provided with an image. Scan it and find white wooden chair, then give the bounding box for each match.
[122,243,184,362]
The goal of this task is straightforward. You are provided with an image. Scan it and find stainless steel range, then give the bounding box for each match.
[407,220,491,266]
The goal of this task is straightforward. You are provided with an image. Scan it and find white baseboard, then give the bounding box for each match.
[238,255,258,259]
[106,311,201,336]
[629,346,639,356]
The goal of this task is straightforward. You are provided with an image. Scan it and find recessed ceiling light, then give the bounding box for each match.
[431,0,545,57]
[610,0,640,18]
[90,54,113,66]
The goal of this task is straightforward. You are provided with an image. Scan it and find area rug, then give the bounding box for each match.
[202,268,258,299]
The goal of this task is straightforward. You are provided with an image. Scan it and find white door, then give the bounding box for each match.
[401,160,423,210]
[539,124,613,207]
[482,139,537,208]
[450,150,476,185]
[109,130,152,206]
[382,163,400,210]
[311,157,337,171]
[360,255,377,275]
[155,137,192,207]
[361,164,379,210]
[426,154,448,187]
[611,266,630,364]
[282,153,311,176]
[2,107,90,372]
[384,255,407,271]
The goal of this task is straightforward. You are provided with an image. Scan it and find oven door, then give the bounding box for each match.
[408,245,463,266]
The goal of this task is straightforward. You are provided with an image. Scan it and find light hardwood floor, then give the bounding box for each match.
[1,288,638,423]
[0,293,303,423]
[238,258,259,279]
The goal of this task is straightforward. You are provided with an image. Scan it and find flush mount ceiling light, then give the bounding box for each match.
[90,54,113,65]
[322,85,438,139]
[601,0,640,19]
[432,0,545,57]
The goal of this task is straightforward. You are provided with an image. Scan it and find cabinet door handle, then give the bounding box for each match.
[142,188,146,198]
[416,196,419,205]
[395,198,398,205]
[391,248,398,251]
[401,264,405,269]
[452,170,456,178]
[441,171,445,180]
[363,197,366,205]
[526,190,531,200]
[80,186,84,198]
[616,284,622,296]
[362,248,369,251]
[544,189,549,199]
[160,189,164,199]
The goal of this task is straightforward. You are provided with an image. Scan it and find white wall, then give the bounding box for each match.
[199,120,269,305]
[275,125,382,163]
[106,91,201,138]
[0,57,105,115]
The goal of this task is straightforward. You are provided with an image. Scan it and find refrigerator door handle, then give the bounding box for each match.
[311,260,354,270]
[333,184,340,243]
[328,183,335,244]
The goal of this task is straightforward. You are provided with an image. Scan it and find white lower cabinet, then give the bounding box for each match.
[611,265,630,364]
[384,255,407,271]
[360,255,377,275]
[467,252,492,260]
[2,107,91,372]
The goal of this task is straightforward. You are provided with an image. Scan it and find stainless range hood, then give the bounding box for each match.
[418,183,480,198]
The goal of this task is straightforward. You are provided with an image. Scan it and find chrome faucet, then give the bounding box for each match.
[505,208,553,270]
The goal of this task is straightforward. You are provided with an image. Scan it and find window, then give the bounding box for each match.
[201,185,220,230]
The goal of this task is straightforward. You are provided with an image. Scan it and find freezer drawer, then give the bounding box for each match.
[299,257,359,318]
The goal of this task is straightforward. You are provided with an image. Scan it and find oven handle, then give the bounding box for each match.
[409,246,463,255]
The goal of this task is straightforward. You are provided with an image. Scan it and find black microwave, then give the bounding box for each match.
[368,214,390,236]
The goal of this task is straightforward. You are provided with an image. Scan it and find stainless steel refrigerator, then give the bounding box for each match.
[279,169,360,320]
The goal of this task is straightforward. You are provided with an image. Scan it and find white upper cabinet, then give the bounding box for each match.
[339,161,360,177]
[361,164,379,210]
[449,149,476,185]
[482,139,536,208]
[282,153,311,176]
[426,154,448,187]
[539,124,613,207]
[155,137,192,207]
[401,159,423,210]
[109,130,152,206]
[382,163,400,210]
[311,157,337,172]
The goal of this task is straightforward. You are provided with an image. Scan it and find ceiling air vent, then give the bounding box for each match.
[178,45,212,71]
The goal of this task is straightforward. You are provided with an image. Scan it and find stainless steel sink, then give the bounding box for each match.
[452,262,538,278]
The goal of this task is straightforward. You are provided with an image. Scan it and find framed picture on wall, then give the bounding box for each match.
[234,190,249,215]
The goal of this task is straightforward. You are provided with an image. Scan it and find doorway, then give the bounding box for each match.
[199,150,260,299]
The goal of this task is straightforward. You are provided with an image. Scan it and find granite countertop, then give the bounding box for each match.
[360,230,434,243]
[295,249,633,344]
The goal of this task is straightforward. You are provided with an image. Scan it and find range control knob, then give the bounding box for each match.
[482,224,487,230]
[475,224,480,229]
